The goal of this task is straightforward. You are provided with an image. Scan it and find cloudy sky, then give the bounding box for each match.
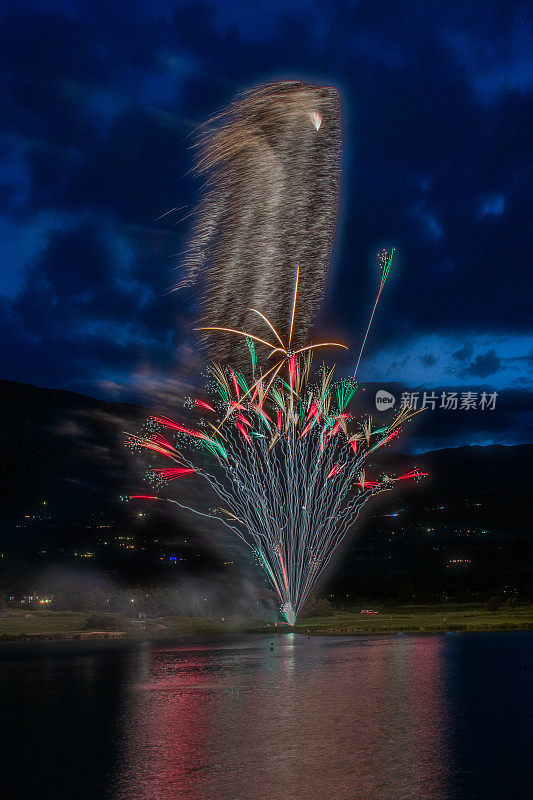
[1,0,531,449]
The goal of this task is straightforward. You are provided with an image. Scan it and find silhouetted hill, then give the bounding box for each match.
[370,443,531,534]
[0,379,145,519]
[0,381,530,599]
[0,380,529,536]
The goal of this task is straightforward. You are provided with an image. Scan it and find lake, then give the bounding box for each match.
[0,632,531,799]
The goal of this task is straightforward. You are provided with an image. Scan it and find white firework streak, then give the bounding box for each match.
[127,274,425,626]
[127,364,424,626]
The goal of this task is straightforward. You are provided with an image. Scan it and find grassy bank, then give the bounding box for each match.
[0,604,532,642]
[284,604,533,635]
[0,610,229,640]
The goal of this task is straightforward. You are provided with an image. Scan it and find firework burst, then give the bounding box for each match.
[127,261,426,625]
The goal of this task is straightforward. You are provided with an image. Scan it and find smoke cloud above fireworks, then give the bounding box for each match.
[181,81,341,365]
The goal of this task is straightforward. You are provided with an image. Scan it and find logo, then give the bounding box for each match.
[375,390,395,410]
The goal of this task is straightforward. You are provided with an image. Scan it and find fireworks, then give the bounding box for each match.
[180,81,342,366]
[127,266,426,625]
[353,248,395,379]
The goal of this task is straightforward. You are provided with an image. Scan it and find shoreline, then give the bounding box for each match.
[1,604,531,646]
[0,627,532,656]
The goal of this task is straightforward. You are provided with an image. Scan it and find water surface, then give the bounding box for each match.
[0,633,531,799]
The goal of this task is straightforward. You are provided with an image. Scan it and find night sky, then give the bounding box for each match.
[1,1,531,450]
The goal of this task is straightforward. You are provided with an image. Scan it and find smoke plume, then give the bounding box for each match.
[182,80,342,363]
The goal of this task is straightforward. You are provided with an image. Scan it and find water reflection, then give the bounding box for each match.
[114,635,450,800]
[2,634,529,800]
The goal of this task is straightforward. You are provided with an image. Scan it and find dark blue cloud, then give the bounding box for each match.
[467,349,501,378]
[453,343,474,361]
[0,0,531,447]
